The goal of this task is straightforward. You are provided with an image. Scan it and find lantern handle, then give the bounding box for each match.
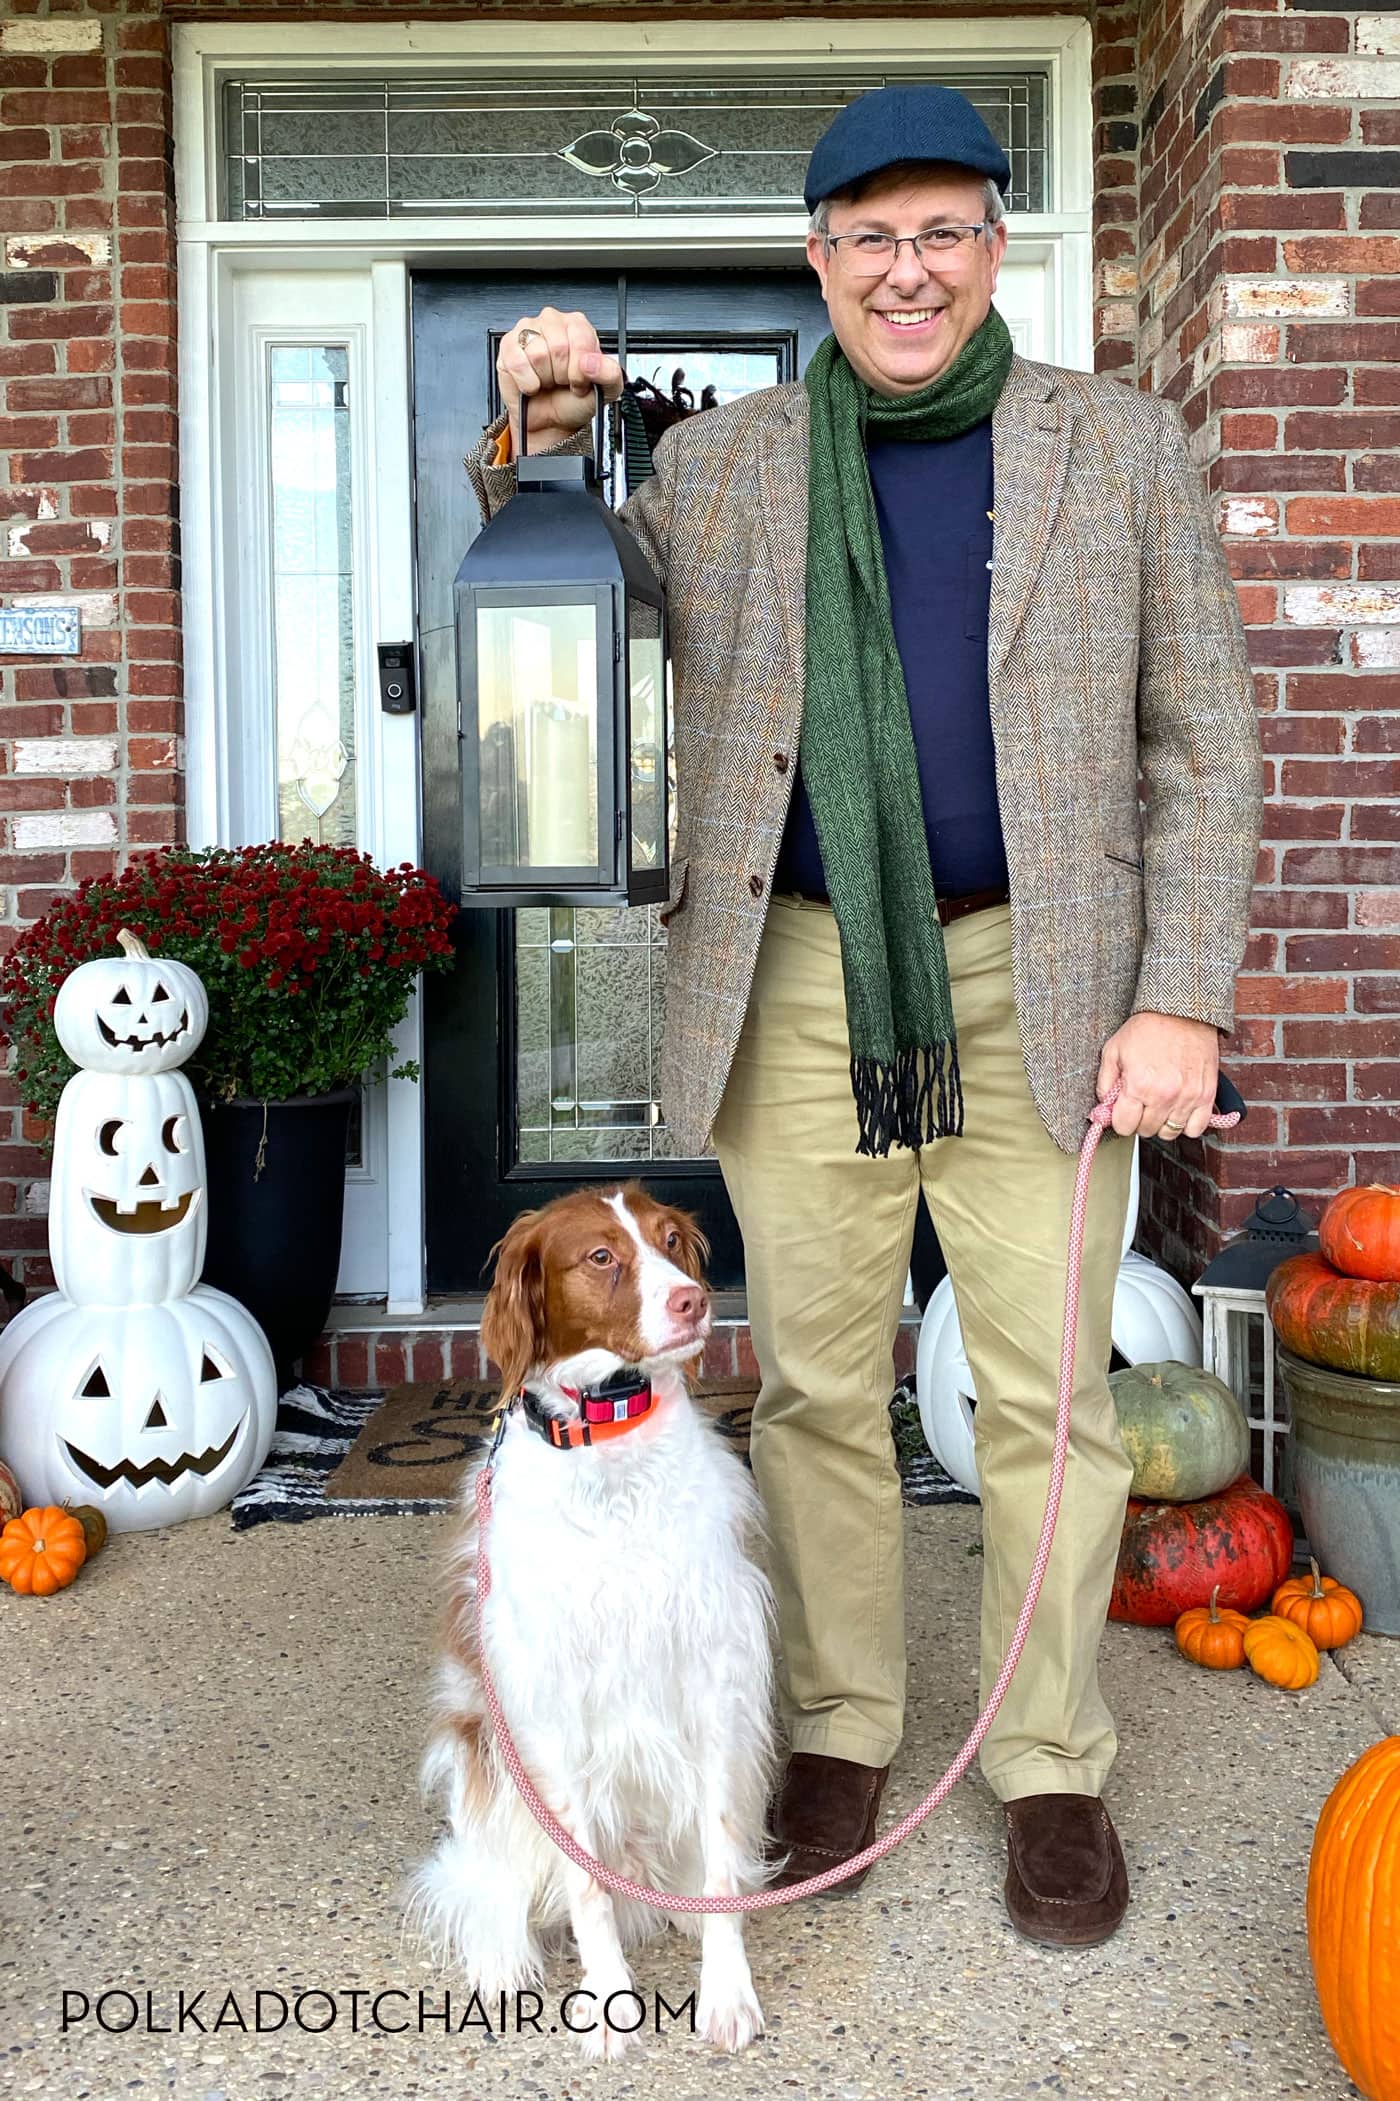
[518,384,605,482]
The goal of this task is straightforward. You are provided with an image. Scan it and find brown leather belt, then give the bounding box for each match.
[782,883,1010,926]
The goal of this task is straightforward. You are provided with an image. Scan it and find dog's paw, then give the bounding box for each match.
[697,1974,765,2053]
[572,1973,637,2062]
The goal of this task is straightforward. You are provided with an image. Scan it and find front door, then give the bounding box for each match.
[412,268,830,1293]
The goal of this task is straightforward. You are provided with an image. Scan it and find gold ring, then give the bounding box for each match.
[1162,1120,1184,1130]
[517,327,543,346]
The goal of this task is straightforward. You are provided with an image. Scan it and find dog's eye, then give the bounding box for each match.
[666,1231,680,1251]
[588,1247,614,1267]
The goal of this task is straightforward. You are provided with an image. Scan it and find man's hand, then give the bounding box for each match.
[496,307,626,457]
[1095,1012,1220,1140]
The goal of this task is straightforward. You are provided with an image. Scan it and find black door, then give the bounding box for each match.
[412,268,830,1294]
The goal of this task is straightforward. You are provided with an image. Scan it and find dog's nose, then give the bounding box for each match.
[666,1282,708,1324]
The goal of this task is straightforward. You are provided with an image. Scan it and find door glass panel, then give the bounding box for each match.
[268,345,356,847]
[476,601,599,870]
[513,336,782,1165]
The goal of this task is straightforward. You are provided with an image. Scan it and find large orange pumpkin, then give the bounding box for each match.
[1266,1251,1400,1383]
[1309,1737,1400,2101]
[1319,1184,1400,1285]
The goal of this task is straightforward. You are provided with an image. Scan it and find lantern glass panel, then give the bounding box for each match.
[628,598,665,876]
[475,601,599,871]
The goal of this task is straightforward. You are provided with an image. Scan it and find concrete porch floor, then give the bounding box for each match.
[3,1502,1392,2101]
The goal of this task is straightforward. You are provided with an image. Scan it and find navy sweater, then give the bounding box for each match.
[773,418,1010,902]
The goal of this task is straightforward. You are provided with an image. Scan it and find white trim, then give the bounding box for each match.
[175,18,1092,1312]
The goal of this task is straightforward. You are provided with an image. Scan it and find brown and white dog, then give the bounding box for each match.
[406,1182,777,2059]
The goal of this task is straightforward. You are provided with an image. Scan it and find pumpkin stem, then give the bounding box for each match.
[1209,1583,1221,1622]
[1309,1556,1325,1599]
[115,927,151,961]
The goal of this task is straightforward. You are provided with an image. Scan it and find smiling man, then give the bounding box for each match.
[469,82,1262,1949]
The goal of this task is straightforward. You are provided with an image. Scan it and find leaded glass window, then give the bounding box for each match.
[221,71,1049,221]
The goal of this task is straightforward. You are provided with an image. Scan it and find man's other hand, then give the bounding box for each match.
[1095,1012,1221,1140]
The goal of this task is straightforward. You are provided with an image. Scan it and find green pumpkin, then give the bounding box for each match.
[1108,1361,1250,1503]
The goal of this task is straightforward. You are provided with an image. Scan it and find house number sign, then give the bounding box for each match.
[0,606,82,655]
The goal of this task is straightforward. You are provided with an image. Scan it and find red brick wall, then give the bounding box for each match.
[1128,0,1400,1283]
[2,0,1393,1299]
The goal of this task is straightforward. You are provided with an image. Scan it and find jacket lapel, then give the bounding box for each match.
[988,357,1071,684]
[757,388,809,705]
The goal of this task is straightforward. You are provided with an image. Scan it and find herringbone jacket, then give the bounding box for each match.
[467,354,1263,1157]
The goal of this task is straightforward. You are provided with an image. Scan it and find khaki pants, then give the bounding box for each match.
[710,895,1135,1804]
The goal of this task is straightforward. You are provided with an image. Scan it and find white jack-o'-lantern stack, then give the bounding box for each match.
[0,930,277,1531]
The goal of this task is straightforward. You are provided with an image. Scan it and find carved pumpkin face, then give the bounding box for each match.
[50,1070,207,1305]
[54,931,208,1077]
[0,1286,277,1530]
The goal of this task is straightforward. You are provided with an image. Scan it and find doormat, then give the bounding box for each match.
[229,1377,975,1529]
[325,1374,762,1503]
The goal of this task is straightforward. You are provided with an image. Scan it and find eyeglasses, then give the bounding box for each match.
[825,225,988,275]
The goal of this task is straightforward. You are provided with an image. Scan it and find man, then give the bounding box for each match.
[467,83,1261,1948]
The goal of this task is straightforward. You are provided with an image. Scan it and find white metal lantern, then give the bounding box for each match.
[454,394,670,909]
[1191,1185,1319,1498]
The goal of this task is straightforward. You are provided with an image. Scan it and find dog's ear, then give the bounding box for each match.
[481,1211,548,1396]
[667,1203,711,1284]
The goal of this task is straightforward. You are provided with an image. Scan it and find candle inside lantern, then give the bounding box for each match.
[528,698,594,866]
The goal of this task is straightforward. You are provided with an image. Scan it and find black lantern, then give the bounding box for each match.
[454,395,669,909]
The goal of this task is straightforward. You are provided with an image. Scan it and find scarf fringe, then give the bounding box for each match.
[851,1039,964,1158]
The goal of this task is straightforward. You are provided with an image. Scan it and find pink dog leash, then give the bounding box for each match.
[471,1083,1241,1912]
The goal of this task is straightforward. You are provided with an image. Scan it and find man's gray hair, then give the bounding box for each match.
[809,168,1006,241]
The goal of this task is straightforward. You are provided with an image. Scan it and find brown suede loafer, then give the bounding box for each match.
[767,1751,890,1896]
[1004,1793,1130,1946]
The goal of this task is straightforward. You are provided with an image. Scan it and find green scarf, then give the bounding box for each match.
[801,305,1015,1156]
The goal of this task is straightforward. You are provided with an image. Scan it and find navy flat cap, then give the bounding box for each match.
[804,84,1013,214]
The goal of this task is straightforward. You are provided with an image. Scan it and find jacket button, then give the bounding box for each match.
[749,873,764,898]
[774,752,788,772]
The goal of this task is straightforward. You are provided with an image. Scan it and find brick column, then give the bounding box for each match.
[1133,0,1400,1285]
[0,2,178,1287]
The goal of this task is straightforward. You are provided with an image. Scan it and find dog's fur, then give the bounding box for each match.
[405,1181,777,2059]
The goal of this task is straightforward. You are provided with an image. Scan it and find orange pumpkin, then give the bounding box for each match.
[1309,1737,1400,2101]
[1273,1558,1364,1651]
[1243,1613,1320,1690]
[0,1505,87,1595]
[1319,1183,1400,1285]
[1175,1585,1251,1670]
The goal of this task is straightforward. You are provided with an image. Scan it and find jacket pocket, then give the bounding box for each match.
[1103,849,1146,875]
[658,853,689,929]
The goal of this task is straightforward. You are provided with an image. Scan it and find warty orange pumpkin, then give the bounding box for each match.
[1308,1737,1400,2101]
[0,1504,87,1595]
[1272,1558,1364,1651]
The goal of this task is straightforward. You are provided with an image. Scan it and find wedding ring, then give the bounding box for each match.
[1162,1119,1184,1130]
[517,327,544,347]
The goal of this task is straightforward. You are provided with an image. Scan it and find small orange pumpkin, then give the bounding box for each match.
[0,1505,88,1595]
[1243,1613,1320,1690]
[1175,1585,1251,1670]
[1272,1558,1363,1651]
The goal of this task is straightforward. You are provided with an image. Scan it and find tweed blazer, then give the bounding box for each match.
[467,355,1263,1157]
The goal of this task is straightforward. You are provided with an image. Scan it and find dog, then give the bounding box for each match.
[406,1180,778,2059]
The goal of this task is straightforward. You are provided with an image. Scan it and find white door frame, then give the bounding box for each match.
[174,16,1093,1315]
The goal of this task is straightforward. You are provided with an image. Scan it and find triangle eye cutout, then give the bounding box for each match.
[199,1350,232,1382]
[81,1363,111,1398]
[145,1397,169,1430]
[111,986,132,1006]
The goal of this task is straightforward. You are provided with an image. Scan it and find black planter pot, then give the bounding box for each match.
[198,1088,356,1392]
